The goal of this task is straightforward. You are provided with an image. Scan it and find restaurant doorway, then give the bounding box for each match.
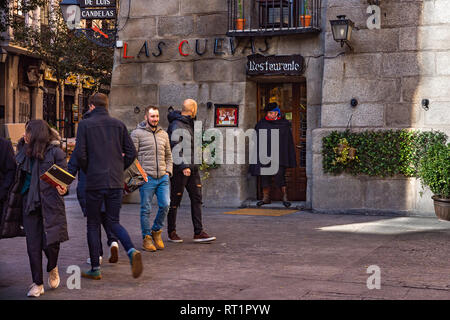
[257,82,307,201]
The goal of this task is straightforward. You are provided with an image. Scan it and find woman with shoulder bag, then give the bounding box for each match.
[14,120,69,297]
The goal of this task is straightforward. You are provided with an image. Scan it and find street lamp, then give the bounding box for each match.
[60,0,81,30]
[330,15,355,50]
[0,48,7,63]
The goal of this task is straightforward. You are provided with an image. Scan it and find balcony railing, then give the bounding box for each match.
[227,0,321,36]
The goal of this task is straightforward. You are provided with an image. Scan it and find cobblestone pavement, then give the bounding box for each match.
[1,189,449,300]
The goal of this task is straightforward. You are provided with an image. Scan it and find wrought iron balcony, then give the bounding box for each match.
[227,0,321,37]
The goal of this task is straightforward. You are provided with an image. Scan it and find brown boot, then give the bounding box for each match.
[281,186,291,208]
[151,230,164,250]
[257,187,271,206]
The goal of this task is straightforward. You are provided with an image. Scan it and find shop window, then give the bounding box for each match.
[227,0,321,36]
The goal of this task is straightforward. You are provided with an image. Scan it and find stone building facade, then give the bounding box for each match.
[111,0,450,216]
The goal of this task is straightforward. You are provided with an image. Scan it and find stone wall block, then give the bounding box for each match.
[321,103,384,128]
[117,18,156,40]
[402,76,450,102]
[130,0,179,17]
[424,102,450,126]
[422,0,450,25]
[111,63,142,86]
[158,16,194,37]
[399,27,418,51]
[194,59,233,82]
[312,176,365,210]
[385,103,421,128]
[343,53,382,79]
[381,2,421,28]
[382,52,435,77]
[323,78,400,104]
[181,0,227,14]
[195,14,228,37]
[436,52,450,75]
[323,59,344,80]
[159,83,209,106]
[110,106,142,129]
[110,85,158,107]
[142,62,193,84]
[365,179,416,211]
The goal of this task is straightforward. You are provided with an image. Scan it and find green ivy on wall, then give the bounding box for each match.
[322,129,448,177]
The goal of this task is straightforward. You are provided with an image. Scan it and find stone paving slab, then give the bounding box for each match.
[0,194,449,300]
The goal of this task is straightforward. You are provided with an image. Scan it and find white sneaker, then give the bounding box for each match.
[48,266,60,289]
[86,256,103,265]
[108,242,119,263]
[27,283,44,297]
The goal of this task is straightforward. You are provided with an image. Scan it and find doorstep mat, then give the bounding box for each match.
[223,208,299,216]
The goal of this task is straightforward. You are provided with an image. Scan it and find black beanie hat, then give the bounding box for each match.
[264,102,279,112]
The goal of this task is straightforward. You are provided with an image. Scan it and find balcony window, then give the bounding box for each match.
[227,0,321,36]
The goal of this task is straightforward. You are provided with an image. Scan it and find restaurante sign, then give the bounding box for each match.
[246,54,304,76]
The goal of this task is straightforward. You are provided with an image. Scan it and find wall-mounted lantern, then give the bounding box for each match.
[59,0,81,29]
[330,15,355,50]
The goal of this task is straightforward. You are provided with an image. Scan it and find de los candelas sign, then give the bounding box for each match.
[121,37,271,59]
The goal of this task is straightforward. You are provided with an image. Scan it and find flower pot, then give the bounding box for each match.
[432,196,450,221]
[235,18,246,31]
[300,15,311,27]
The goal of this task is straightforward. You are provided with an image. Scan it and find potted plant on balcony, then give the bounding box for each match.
[300,0,311,27]
[236,0,246,30]
[417,142,450,221]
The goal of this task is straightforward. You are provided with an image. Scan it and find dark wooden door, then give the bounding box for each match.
[43,92,57,128]
[64,95,75,138]
[257,82,307,201]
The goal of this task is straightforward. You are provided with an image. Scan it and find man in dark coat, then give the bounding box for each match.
[249,102,297,208]
[166,99,216,243]
[68,110,119,265]
[0,137,16,217]
[72,92,142,280]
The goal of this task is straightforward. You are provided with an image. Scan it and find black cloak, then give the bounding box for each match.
[249,117,297,176]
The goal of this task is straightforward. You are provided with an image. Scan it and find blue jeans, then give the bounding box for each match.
[86,188,135,268]
[139,174,171,238]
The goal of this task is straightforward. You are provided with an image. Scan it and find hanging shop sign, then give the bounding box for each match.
[246,54,304,76]
[81,8,116,19]
[59,0,117,47]
[79,0,116,7]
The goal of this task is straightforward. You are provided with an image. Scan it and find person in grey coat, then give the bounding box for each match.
[130,105,173,252]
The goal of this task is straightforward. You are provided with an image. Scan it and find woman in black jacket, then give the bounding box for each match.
[0,137,16,215]
[9,120,69,297]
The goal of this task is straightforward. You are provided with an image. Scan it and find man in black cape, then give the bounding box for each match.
[249,102,297,208]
